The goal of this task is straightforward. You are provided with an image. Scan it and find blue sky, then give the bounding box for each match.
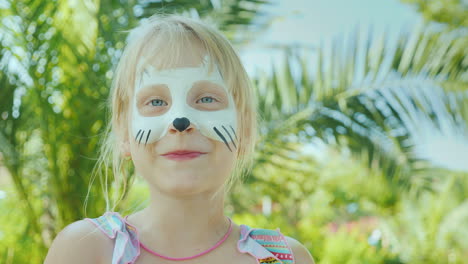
[239,0,423,76]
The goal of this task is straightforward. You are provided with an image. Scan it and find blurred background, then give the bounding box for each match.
[0,0,467,263]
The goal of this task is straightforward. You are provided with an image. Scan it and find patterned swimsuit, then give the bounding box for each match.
[85,212,295,264]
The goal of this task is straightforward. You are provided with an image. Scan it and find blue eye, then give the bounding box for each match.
[198,96,217,103]
[150,99,167,106]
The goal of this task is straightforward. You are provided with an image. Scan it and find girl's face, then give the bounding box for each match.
[123,45,237,196]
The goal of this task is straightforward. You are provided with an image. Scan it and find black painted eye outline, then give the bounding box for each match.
[213,125,238,152]
[135,129,152,146]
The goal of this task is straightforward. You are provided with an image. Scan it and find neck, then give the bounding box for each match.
[128,187,232,256]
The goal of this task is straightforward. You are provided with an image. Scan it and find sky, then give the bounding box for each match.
[239,0,423,76]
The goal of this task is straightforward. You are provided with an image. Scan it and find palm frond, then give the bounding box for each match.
[252,23,468,193]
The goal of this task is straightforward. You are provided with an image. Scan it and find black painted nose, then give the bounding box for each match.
[173,117,191,132]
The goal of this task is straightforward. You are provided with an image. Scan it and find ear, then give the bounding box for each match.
[120,139,131,157]
[115,119,132,158]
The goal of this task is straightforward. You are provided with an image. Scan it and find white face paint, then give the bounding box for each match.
[131,57,238,152]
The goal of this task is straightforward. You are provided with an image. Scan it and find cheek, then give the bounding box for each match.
[128,140,158,164]
[212,140,236,169]
[129,142,163,181]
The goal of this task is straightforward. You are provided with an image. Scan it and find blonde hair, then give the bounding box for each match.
[86,13,258,213]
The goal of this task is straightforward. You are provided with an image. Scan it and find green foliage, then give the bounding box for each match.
[381,172,468,263]
[231,151,403,263]
[230,149,467,263]
[319,229,398,264]
[0,188,45,264]
[402,0,468,27]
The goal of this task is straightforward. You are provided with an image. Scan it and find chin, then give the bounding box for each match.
[159,171,208,195]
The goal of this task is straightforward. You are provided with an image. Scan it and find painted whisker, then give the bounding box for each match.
[213,126,232,152]
[135,129,142,141]
[138,130,145,144]
[229,125,238,141]
[145,129,151,145]
[222,125,237,149]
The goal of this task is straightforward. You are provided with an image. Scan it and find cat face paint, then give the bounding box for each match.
[131,57,238,152]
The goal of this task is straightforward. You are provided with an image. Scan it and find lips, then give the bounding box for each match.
[161,149,207,161]
[162,150,207,156]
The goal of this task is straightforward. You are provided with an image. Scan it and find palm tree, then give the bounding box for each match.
[243,22,467,263]
[251,24,467,193]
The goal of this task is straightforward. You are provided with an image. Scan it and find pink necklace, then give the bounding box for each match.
[139,217,233,261]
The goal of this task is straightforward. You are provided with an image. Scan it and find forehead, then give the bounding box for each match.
[136,35,209,72]
[140,63,223,83]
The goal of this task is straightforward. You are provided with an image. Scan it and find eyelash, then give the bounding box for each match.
[148,99,167,106]
[147,96,219,106]
[197,96,218,104]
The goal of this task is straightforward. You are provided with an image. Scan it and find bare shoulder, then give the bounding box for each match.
[44,219,113,264]
[285,236,315,264]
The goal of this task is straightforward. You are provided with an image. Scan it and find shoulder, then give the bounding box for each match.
[284,236,315,264]
[44,219,113,264]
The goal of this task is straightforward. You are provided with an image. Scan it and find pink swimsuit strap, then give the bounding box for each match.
[86,212,295,264]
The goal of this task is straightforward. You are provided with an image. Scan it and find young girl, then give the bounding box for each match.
[44,14,314,264]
